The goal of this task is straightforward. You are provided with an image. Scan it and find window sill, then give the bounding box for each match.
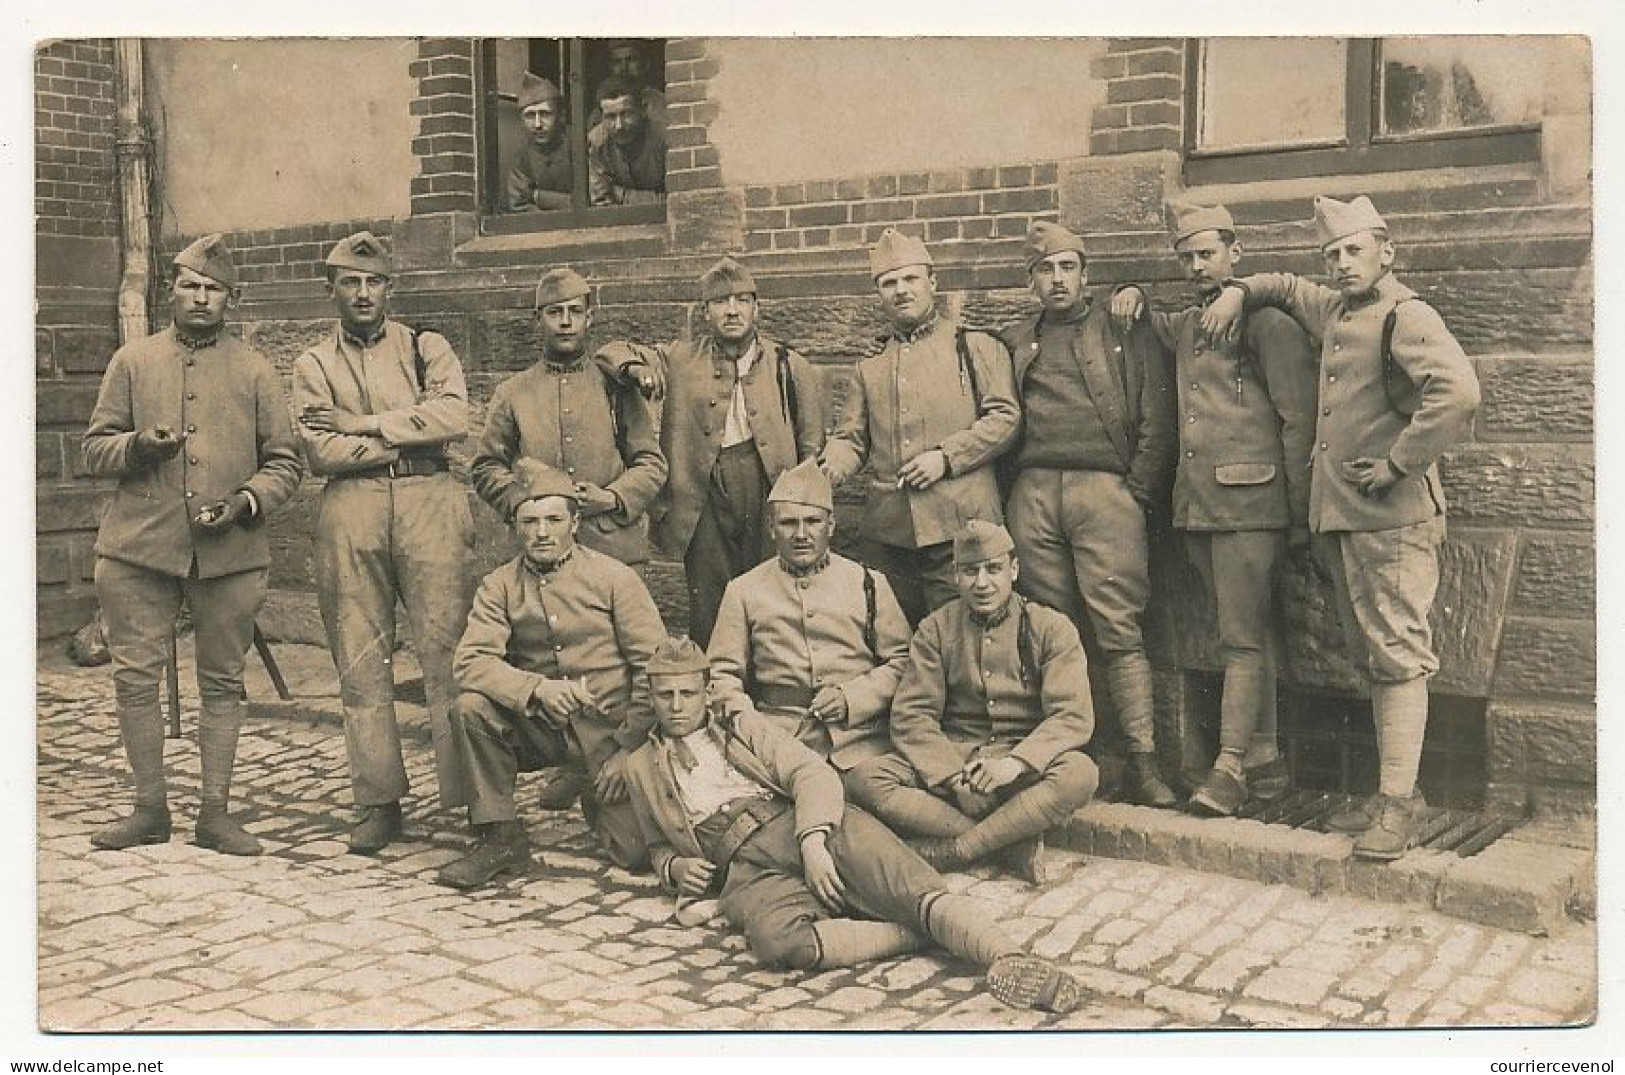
[456,221,670,267]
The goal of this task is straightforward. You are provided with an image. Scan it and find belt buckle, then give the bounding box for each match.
[384,460,401,479]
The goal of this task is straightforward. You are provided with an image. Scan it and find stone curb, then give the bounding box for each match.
[1051,802,1593,938]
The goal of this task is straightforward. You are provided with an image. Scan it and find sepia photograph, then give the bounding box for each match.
[27,18,1602,1051]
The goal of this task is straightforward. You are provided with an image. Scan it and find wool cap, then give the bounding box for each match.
[1024,221,1086,270]
[1167,199,1236,246]
[1313,194,1388,247]
[868,227,933,279]
[534,267,592,309]
[325,231,393,277]
[513,458,579,510]
[953,518,1015,567]
[767,458,834,513]
[517,72,563,111]
[172,233,238,288]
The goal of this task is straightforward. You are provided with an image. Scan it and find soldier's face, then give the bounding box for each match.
[705,291,758,343]
[650,671,709,738]
[327,270,392,336]
[1175,231,1240,294]
[170,267,232,333]
[521,99,562,145]
[600,95,645,146]
[536,298,594,357]
[608,46,646,82]
[771,503,834,570]
[1029,251,1086,313]
[955,554,1018,618]
[1321,230,1394,297]
[876,265,937,327]
[515,496,579,567]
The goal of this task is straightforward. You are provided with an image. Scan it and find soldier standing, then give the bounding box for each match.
[293,231,475,854]
[1200,195,1480,858]
[1109,202,1318,814]
[82,235,302,855]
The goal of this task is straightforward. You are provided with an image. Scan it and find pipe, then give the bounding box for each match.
[113,39,154,346]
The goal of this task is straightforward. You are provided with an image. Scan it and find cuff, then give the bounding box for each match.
[797,824,834,844]
[237,488,261,519]
[1386,453,1410,477]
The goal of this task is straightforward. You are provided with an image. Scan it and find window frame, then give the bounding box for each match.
[1182,38,1542,185]
[475,38,667,235]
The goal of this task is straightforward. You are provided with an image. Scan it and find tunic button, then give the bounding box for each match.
[185,491,195,498]
[1322,407,1332,416]
[1186,450,1195,459]
[1320,442,1329,451]
[1190,383,1199,391]
[186,392,197,400]
[1333,344,1342,352]
[797,579,809,590]
[1114,346,1122,353]
[566,467,576,474]
[565,437,573,443]
[1030,342,1038,351]
[1187,416,1196,424]
[1328,375,1338,384]
[188,456,198,465]
[1194,347,1204,356]
[186,425,196,434]
[554,645,562,652]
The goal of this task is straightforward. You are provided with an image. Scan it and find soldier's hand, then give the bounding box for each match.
[808,686,848,725]
[966,755,1028,795]
[1109,286,1146,332]
[1341,457,1402,499]
[816,456,844,487]
[799,832,847,912]
[1199,285,1247,347]
[897,449,949,490]
[573,482,621,518]
[194,492,252,533]
[946,771,998,819]
[671,856,716,897]
[619,359,665,401]
[530,678,590,724]
[132,426,185,463]
[299,405,373,436]
[594,751,630,804]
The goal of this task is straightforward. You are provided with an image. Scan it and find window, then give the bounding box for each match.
[477,38,668,234]
[1186,37,1545,184]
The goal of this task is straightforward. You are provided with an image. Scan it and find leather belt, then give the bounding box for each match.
[753,683,816,710]
[696,795,787,869]
[341,455,449,480]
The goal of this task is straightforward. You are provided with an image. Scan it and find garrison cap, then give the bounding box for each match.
[1167,200,1236,246]
[517,72,563,111]
[1313,195,1388,248]
[325,231,393,277]
[534,267,592,309]
[1023,221,1086,271]
[868,227,933,279]
[700,256,757,301]
[173,233,238,288]
[953,518,1015,567]
[646,636,710,678]
[767,458,834,513]
[512,459,580,511]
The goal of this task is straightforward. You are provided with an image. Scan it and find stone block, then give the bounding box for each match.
[1057,153,1175,233]
[243,320,333,376]
[1430,529,1518,697]
[1433,840,1589,936]
[53,326,120,374]
[1442,444,1593,527]
[1486,701,1595,790]
[668,188,745,253]
[37,380,102,428]
[1493,617,1595,700]
[1512,537,1593,616]
[37,433,63,479]
[1475,357,1592,438]
[37,486,110,533]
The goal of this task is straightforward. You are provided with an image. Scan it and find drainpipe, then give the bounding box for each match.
[113,39,154,345]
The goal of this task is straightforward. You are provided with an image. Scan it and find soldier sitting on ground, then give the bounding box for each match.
[624,635,1085,1014]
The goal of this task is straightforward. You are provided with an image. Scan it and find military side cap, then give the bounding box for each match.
[325,231,393,277]
[517,72,562,110]
[1313,195,1388,247]
[1024,221,1086,270]
[700,256,757,301]
[953,518,1015,567]
[1167,199,1235,246]
[512,459,579,509]
[767,458,833,513]
[173,233,238,288]
[868,227,933,279]
[534,267,592,309]
[647,636,710,678]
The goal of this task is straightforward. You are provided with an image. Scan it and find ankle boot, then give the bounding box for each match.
[197,702,259,855]
[196,804,262,856]
[94,700,170,850]
[350,801,404,855]
[91,804,172,850]
[1125,752,1177,808]
[437,821,533,889]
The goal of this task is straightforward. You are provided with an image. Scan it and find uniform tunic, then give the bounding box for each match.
[708,553,911,770]
[587,121,667,205]
[1236,271,1480,683]
[470,357,666,565]
[83,327,302,706]
[292,321,474,806]
[504,135,574,212]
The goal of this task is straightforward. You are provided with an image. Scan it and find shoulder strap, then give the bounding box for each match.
[1381,297,1420,416]
[409,328,427,394]
[955,327,984,410]
[772,340,800,439]
[1015,596,1039,689]
[861,567,879,663]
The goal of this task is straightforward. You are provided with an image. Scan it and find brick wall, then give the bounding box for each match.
[36,40,118,239]
[1090,38,1184,155]
[408,39,477,217]
[664,38,722,195]
[161,219,395,286]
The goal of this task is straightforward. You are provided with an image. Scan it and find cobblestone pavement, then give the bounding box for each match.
[36,645,1597,1033]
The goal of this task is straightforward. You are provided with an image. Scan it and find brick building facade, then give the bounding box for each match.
[34,37,1594,817]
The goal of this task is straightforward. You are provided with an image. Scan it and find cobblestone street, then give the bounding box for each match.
[35,644,1597,1034]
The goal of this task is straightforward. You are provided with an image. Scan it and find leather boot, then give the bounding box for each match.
[535,766,589,811]
[437,821,533,889]
[948,781,1071,882]
[909,836,967,872]
[1125,752,1177,808]
[986,953,1084,1013]
[349,801,404,855]
[812,920,925,967]
[92,701,170,851]
[196,700,261,856]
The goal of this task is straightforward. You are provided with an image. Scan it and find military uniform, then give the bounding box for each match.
[998,223,1175,800]
[850,523,1098,878]
[1221,194,1479,858]
[624,643,1081,1012]
[823,233,1020,622]
[1131,200,1319,811]
[505,72,574,212]
[292,232,475,819]
[445,541,666,869]
[83,235,302,853]
[587,115,666,205]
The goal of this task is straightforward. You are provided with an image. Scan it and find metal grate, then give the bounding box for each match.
[1234,788,1520,857]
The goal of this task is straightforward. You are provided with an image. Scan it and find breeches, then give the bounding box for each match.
[1314,517,1444,684]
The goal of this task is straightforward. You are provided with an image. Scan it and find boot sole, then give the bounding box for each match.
[90,830,171,850]
[1187,792,1241,818]
[986,955,1083,1014]
[194,832,263,856]
[437,853,534,890]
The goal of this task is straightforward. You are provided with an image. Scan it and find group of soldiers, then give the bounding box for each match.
[78,187,1478,1011]
[505,42,668,212]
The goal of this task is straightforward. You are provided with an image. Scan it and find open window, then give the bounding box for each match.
[477,38,668,234]
[1185,37,1546,184]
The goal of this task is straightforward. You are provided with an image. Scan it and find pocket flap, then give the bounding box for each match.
[1214,462,1278,487]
